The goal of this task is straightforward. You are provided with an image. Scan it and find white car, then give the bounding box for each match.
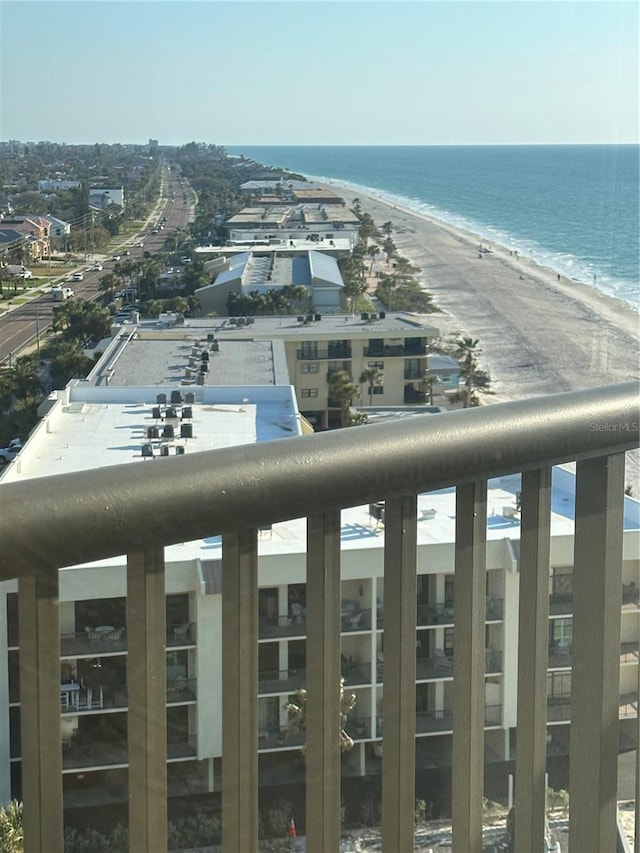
[72,272,84,282]
[91,263,103,271]
[136,241,144,248]
[111,255,121,262]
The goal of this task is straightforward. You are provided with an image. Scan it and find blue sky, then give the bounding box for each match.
[1,1,637,145]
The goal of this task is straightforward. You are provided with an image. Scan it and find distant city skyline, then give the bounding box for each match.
[1,1,637,146]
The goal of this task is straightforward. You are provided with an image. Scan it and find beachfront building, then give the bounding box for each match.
[1,304,637,851]
[112,313,438,430]
[0,332,638,826]
[224,204,361,249]
[194,250,345,317]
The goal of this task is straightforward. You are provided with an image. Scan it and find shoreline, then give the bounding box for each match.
[316,177,640,488]
[310,173,639,311]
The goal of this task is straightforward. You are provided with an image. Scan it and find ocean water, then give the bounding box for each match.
[227,145,639,310]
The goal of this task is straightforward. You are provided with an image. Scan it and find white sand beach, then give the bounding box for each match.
[325,182,640,489]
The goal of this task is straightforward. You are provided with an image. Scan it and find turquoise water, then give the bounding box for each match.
[227,145,639,309]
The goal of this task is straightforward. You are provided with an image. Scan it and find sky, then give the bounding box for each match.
[0,0,637,146]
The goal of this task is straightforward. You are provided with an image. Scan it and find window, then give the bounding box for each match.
[300,341,318,358]
[301,388,318,398]
[548,671,571,699]
[300,363,319,373]
[368,361,384,370]
[372,385,384,395]
[551,567,573,596]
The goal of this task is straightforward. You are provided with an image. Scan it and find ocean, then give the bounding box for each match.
[227,145,639,310]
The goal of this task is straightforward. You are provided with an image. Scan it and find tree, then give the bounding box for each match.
[381,220,393,237]
[452,336,491,408]
[51,299,112,345]
[382,236,397,261]
[98,273,118,303]
[0,800,23,852]
[49,342,92,386]
[9,355,42,399]
[285,678,357,753]
[367,244,379,275]
[328,370,360,427]
[359,366,384,406]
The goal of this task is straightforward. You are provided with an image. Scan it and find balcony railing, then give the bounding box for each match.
[1,382,637,853]
[61,736,197,770]
[296,346,352,360]
[416,597,504,626]
[364,344,427,357]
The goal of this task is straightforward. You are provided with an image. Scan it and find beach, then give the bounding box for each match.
[325,182,640,489]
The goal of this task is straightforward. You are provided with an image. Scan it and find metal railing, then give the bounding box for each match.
[1,382,637,853]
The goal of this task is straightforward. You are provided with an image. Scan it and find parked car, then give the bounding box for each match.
[0,438,22,465]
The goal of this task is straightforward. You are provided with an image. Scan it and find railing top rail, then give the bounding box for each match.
[1,383,637,578]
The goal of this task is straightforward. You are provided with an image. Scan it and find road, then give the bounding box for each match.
[0,168,194,365]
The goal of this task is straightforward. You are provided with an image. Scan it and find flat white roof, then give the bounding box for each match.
[3,383,302,486]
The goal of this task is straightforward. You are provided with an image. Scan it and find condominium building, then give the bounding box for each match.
[1,325,638,826]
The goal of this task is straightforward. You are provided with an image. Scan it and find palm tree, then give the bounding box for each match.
[328,370,360,427]
[359,366,384,406]
[381,221,393,238]
[453,336,480,408]
[98,273,118,303]
[421,375,437,406]
[367,244,379,275]
[10,355,42,399]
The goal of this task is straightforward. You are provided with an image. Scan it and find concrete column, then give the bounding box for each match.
[305,511,341,853]
[222,529,258,853]
[127,548,167,852]
[569,454,625,853]
[0,591,11,805]
[382,494,417,853]
[19,572,63,853]
[514,467,551,852]
[452,481,487,853]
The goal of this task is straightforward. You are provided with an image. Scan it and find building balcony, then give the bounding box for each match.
[61,737,197,771]
[364,343,427,357]
[1,382,637,853]
[416,597,504,626]
[58,622,196,655]
[58,678,196,714]
[296,346,352,360]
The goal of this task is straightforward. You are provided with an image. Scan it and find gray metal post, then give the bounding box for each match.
[569,454,625,852]
[452,480,487,853]
[222,529,258,853]
[127,548,167,852]
[382,494,418,853]
[305,511,342,853]
[19,571,63,853]
[515,467,552,852]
